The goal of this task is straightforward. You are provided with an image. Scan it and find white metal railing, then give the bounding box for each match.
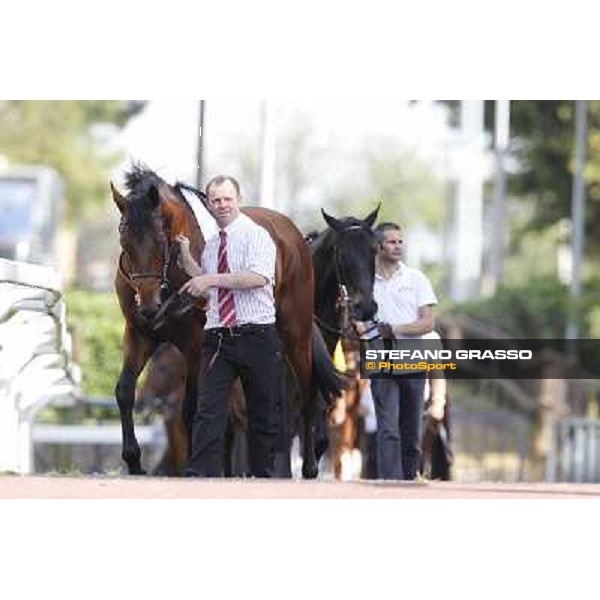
[31,393,167,474]
[0,258,80,473]
[32,423,164,445]
[546,418,600,483]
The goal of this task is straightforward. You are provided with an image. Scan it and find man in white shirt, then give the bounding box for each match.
[176,175,283,478]
[358,221,437,480]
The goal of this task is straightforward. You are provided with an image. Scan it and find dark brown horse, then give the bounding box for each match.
[112,165,340,477]
[309,208,453,479]
[312,207,380,355]
[136,343,248,476]
[309,207,379,473]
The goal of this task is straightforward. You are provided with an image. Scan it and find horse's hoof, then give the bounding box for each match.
[127,465,147,476]
[315,437,329,460]
[302,463,318,479]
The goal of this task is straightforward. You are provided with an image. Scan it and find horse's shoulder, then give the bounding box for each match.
[241,207,311,287]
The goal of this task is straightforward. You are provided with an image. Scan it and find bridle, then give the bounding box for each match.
[332,228,358,324]
[118,239,179,302]
[314,224,379,342]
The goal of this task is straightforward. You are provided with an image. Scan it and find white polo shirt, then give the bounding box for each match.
[201,212,276,328]
[374,262,437,338]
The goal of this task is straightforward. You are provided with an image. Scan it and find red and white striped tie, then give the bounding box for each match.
[217,230,236,327]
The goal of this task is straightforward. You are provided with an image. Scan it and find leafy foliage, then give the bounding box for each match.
[442,100,600,255]
[64,288,124,397]
[0,100,144,221]
[449,276,571,339]
[446,277,600,374]
[446,276,600,373]
[324,142,445,232]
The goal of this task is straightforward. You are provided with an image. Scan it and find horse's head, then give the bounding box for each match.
[321,204,380,322]
[111,165,200,326]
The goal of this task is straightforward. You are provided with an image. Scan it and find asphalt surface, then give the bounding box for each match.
[1,475,600,498]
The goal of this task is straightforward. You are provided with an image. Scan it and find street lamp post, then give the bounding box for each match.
[489,100,510,291]
[196,100,206,189]
[450,100,486,301]
[566,100,588,357]
[259,101,276,209]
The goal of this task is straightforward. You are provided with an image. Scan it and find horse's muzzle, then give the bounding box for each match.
[139,305,159,320]
[133,306,160,330]
[351,300,377,322]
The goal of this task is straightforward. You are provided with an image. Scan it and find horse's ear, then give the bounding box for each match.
[147,184,160,210]
[321,208,343,232]
[110,182,127,214]
[364,203,381,229]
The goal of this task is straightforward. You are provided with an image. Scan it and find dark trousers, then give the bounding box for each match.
[371,373,426,480]
[187,325,284,478]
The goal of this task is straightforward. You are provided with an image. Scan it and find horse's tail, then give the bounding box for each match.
[311,321,346,404]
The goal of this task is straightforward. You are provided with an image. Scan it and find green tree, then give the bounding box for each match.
[0,100,144,221]
[326,141,445,229]
[65,288,125,397]
[443,100,600,254]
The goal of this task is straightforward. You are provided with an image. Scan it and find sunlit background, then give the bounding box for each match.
[1,100,599,483]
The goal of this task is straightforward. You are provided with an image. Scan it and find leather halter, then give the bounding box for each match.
[315,224,378,342]
[118,242,177,299]
[332,225,363,313]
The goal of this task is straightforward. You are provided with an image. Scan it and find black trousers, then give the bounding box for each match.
[371,373,426,480]
[187,324,284,478]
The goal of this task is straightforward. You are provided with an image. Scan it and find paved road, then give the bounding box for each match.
[1,475,599,498]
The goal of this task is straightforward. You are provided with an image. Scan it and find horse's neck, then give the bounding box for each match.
[177,187,219,242]
[313,242,339,322]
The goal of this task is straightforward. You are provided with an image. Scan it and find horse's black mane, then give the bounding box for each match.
[121,163,164,238]
[121,162,206,245]
[124,162,161,192]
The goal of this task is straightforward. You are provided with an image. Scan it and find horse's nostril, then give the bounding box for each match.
[140,306,158,320]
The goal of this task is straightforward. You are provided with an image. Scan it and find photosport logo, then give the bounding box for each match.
[359,338,600,380]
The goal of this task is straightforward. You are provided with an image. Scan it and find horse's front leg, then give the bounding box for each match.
[116,326,154,475]
[182,348,200,453]
[176,319,204,458]
[301,387,319,479]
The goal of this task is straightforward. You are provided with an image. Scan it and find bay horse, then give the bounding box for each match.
[112,165,340,478]
[136,343,248,476]
[112,167,207,475]
[135,343,188,475]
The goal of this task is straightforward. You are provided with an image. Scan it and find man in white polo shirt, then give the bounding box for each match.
[364,221,437,480]
[176,174,283,478]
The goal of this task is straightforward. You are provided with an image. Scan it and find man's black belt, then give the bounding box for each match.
[205,323,275,338]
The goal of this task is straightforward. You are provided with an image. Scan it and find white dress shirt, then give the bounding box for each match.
[201,212,276,329]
